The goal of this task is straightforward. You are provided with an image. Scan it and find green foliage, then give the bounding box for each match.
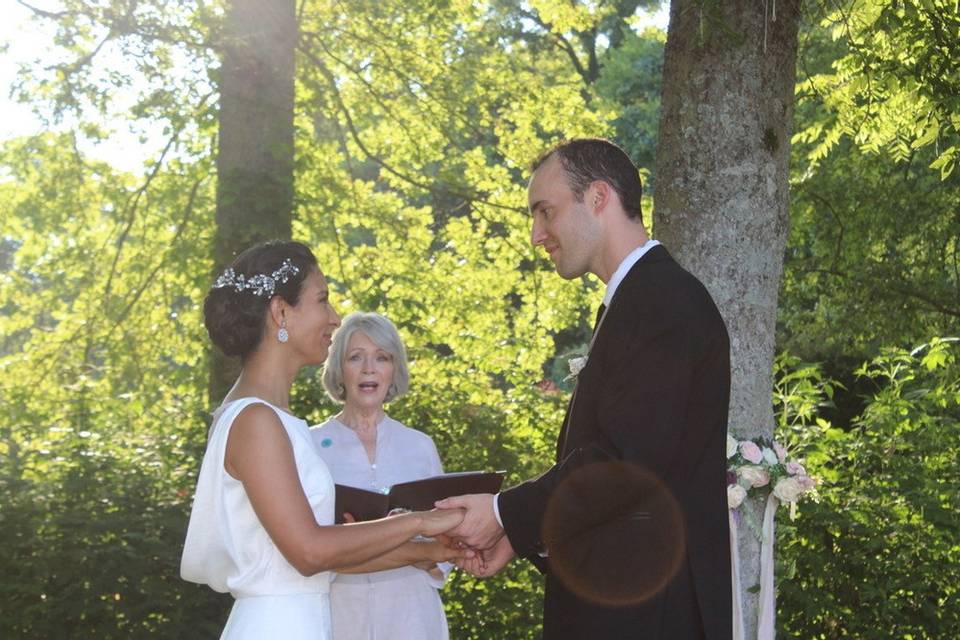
[0,403,231,639]
[11,0,219,134]
[773,351,837,453]
[795,1,960,178]
[593,25,665,187]
[781,8,960,362]
[781,137,960,358]
[1,18,221,631]
[776,339,960,638]
[0,132,224,636]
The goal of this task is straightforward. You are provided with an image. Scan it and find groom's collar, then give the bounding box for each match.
[602,239,661,307]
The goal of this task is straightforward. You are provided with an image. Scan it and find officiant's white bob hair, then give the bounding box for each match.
[322,312,410,404]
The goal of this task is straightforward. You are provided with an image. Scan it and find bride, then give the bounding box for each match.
[181,241,467,639]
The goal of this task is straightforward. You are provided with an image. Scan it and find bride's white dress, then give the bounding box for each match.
[181,398,336,639]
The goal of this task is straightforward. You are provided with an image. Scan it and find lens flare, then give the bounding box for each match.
[541,461,686,606]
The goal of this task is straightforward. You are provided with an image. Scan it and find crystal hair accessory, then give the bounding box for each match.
[213,259,300,297]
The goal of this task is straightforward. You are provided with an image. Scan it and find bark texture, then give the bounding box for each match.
[210,0,296,402]
[654,1,802,637]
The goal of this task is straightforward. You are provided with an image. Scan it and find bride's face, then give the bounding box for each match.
[285,269,341,365]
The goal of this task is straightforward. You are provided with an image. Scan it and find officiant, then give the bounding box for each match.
[311,311,451,640]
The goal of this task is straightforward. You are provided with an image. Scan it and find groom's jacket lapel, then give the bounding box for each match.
[555,245,671,459]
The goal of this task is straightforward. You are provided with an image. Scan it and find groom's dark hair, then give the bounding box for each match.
[531,138,643,220]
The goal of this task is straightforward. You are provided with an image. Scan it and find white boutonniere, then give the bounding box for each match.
[565,355,588,381]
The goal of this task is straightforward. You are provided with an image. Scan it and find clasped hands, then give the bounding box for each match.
[433,493,516,578]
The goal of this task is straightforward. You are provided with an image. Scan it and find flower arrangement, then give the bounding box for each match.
[726,434,817,518]
[726,435,817,639]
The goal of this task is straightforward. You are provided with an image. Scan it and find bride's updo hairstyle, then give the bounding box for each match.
[204,241,318,359]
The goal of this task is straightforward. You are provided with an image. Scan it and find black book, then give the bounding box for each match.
[333,470,506,523]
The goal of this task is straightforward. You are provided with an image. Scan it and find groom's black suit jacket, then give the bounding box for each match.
[499,245,732,640]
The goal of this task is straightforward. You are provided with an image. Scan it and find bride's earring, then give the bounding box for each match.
[277,318,289,343]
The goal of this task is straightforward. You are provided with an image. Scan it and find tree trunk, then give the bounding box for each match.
[654,1,802,637]
[209,0,296,403]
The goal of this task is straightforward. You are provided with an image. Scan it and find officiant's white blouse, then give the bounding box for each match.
[181,398,337,639]
[311,415,450,640]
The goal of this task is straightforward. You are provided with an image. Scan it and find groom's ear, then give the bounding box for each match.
[588,180,612,215]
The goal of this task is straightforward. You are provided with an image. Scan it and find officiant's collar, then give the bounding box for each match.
[602,239,660,307]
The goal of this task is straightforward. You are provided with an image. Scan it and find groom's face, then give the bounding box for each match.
[528,156,599,279]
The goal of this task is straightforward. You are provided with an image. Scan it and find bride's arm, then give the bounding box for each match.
[226,404,465,576]
[335,537,464,574]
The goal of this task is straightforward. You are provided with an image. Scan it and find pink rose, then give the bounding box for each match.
[739,441,763,464]
[738,465,770,488]
[773,442,788,463]
[796,474,816,492]
[786,461,806,476]
[727,484,747,509]
[773,477,806,502]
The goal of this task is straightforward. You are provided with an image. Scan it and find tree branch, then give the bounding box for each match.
[516,7,592,85]
[807,267,960,320]
[799,188,846,273]
[296,37,524,218]
[16,0,76,20]
[106,174,207,336]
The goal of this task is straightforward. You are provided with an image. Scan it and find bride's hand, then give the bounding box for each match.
[417,507,465,538]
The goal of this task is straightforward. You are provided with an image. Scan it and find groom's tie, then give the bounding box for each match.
[592,303,606,335]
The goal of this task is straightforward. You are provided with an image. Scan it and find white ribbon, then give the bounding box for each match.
[729,492,779,640]
[757,493,779,639]
[729,509,746,640]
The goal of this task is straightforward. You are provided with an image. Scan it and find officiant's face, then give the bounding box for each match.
[528,155,600,279]
[342,331,395,410]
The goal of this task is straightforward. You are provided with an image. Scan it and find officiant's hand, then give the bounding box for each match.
[433,493,503,550]
[456,534,516,578]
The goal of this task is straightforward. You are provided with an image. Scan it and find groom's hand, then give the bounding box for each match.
[434,493,503,550]
[457,533,516,578]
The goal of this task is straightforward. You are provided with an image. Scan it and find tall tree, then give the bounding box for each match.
[655,1,803,637]
[210,0,297,400]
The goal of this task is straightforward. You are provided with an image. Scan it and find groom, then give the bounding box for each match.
[438,138,732,639]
